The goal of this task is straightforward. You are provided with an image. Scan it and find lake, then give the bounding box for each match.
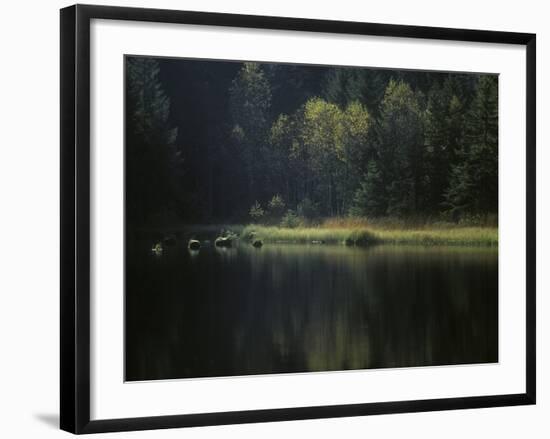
[125,239,498,381]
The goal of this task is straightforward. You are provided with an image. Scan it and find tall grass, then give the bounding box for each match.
[136,217,498,247]
[241,220,497,247]
[322,214,498,230]
[242,225,377,245]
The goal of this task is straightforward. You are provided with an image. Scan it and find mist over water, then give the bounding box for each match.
[125,240,498,381]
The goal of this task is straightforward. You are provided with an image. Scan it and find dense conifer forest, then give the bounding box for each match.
[126,57,498,229]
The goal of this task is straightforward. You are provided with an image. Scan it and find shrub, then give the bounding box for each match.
[249,201,265,222]
[280,210,303,228]
[267,194,286,221]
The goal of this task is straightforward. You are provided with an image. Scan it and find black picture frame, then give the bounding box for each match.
[60,4,536,434]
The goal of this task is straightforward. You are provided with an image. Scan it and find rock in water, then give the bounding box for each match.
[215,236,233,248]
[151,242,163,255]
[252,239,263,248]
[188,239,201,250]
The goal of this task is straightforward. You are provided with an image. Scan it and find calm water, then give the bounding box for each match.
[125,239,498,381]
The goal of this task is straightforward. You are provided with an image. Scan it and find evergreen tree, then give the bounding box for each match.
[376,80,426,216]
[444,75,498,216]
[341,101,372,211]
[349,160,386,216]
[269,112,306,205]
[229,63,272,204]
[323,68,350,108]
[324,68,389,116]
[424,80,466,211]
[126,57,178,226]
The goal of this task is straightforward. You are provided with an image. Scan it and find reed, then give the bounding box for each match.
[240,222,498,247]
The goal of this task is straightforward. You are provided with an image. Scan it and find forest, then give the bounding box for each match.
[125,56,498,241]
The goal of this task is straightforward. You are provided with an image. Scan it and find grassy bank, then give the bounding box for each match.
[241,219,498,247]
[133,216,498,247]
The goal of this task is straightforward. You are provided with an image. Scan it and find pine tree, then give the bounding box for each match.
[444,75,498,216]
[424,80,466,212]
[229,63,272,204]
[324,68,389,116]
[126,57,178,226]
[376,80,425,216]
[349,160,386,216]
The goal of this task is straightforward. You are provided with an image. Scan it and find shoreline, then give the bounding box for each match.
[241,225,498,247]
[131,222,498,247]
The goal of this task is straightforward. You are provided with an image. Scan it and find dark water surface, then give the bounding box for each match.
[125,240,498,381]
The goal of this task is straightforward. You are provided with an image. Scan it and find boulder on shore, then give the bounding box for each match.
[188,239,201,250]
[252,239,263,248]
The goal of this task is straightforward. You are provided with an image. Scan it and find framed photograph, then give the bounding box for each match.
[60,4,536,434]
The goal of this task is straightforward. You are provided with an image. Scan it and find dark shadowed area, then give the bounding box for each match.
[126,238,497,381]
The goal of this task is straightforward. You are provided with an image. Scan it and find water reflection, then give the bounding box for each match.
[125,241,497,381]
